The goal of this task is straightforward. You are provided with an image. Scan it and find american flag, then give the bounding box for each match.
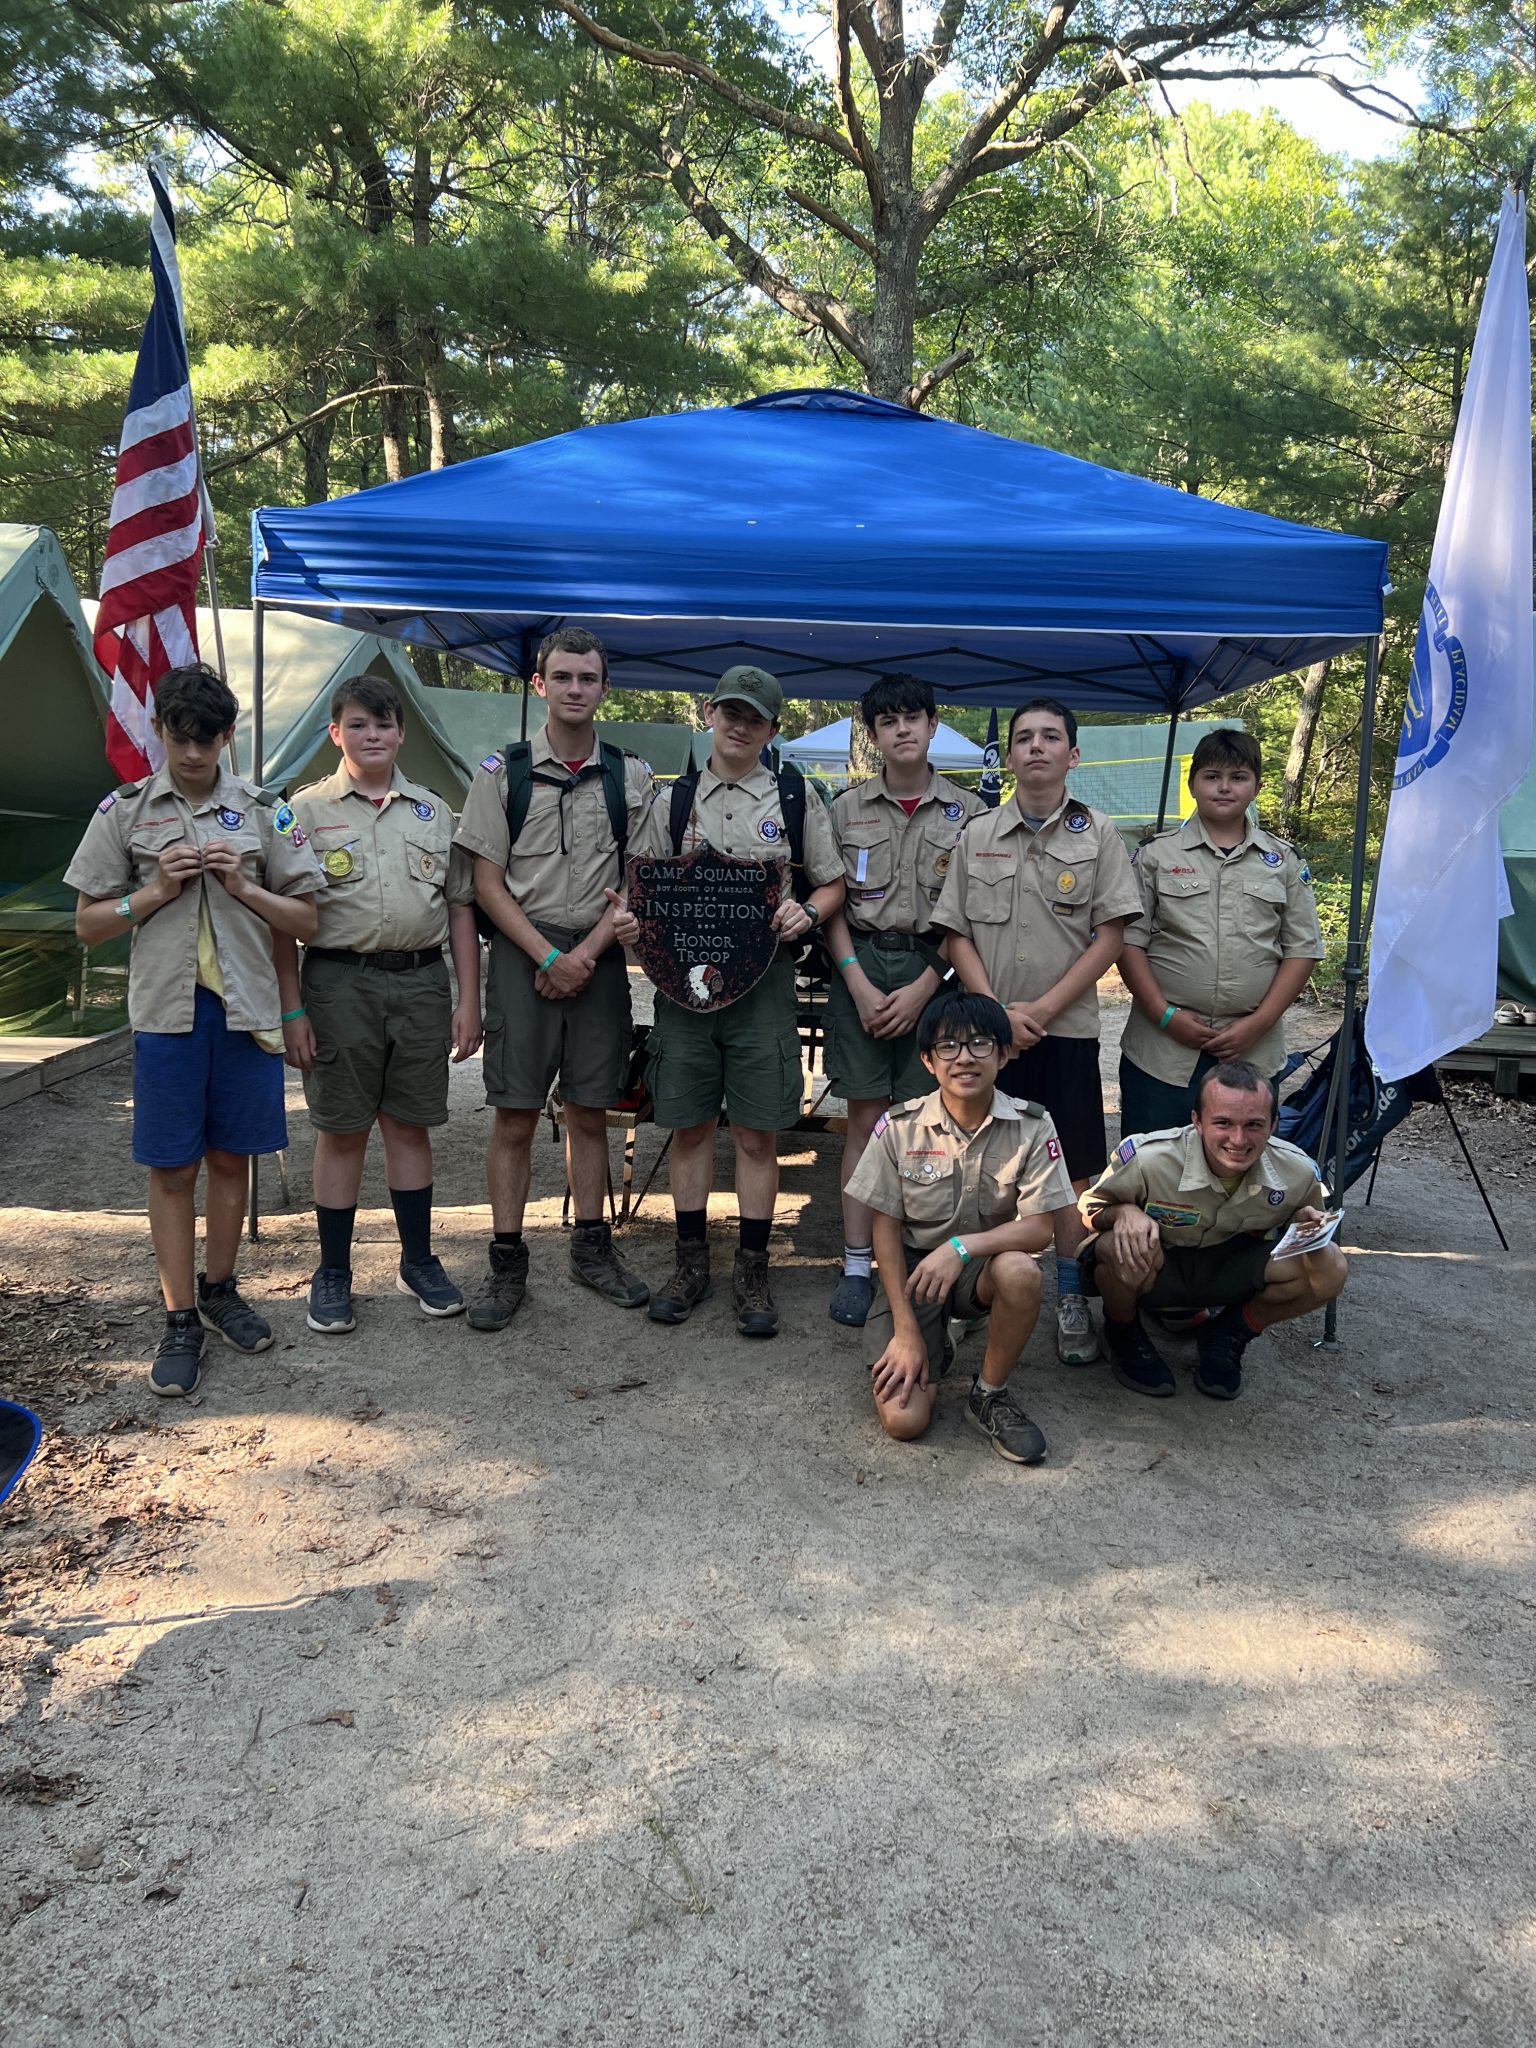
[94,162,214,783]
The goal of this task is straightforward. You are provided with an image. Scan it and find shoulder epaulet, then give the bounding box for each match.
[254,786,285,808]
[114,780,143,799]
[1016,1097,1046,1118]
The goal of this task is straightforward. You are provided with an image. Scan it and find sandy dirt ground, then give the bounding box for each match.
[2,989,1534,2048]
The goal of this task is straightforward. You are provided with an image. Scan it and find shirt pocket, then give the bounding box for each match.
[509,790,561,863]
[1240,873,1287,941]
[922,823,962,900]
[404,832,446,889]
[127,820,186,888]
[904,1161,961,1224]
[1048,856,1097,918]
[966,854,1018,922]
[840,824,894,895]
[311,826,366,886]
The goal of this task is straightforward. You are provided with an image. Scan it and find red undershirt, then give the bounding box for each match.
[895,797,923,817]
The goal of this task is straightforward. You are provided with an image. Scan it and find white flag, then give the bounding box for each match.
[1367,190,1533,1081]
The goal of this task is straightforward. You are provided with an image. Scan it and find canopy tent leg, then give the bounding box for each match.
[1153,705,1181,831]
[248,601,267,1245]
[1316,636,1379,1348]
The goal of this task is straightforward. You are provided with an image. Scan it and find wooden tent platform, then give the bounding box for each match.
[0,1028,129,1110]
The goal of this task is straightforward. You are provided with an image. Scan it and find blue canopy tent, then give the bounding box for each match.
[250,389,1388,1315]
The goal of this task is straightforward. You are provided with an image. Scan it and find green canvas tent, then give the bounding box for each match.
[1497,673,1536,1006]
[418,685,702,779]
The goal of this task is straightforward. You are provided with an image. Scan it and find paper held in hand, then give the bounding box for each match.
[1270,1210,1344,1261]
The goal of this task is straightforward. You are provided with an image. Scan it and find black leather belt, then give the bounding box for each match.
[307,946,442,972]
[847,928,934,953]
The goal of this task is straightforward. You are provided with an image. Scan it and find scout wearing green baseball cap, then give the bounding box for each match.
[707,665,785,725]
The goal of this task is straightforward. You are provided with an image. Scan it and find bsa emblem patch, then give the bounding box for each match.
[1065,812,1090,833]
[97,794,116,813]
[1260,849,1282,867]
[274,803,296,836]
[1267,1187,1286,1205]
[758,818,781,842]
[217,808,244,830]
[934,852,951,876]
[480,754,502,774]
[942,801,963,820]
[1057,871,1076,893]
[419,853,435,876]
[411,800,436,821]
[1117,1138,1136,1163]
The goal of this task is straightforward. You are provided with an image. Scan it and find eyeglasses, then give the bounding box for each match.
[929,1036,1000,1062]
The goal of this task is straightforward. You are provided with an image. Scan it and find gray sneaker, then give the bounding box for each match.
[966,1379,1047,1465]
[468,1240,528,1331]
[569,1223,649,1308]
[307,1266,357,1334]
[197,1273,273,1354]
[396,1256,466,1317]
[150,1311,207,1398]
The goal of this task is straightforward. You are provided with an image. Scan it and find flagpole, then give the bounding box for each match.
[203,546,237,776]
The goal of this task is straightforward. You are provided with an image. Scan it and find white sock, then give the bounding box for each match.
[843,1244,873,1279]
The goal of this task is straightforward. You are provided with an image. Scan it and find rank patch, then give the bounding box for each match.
[934,851,951,876]
[1057,871,1076,892]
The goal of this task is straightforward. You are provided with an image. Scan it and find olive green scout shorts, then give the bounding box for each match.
[824,938,939,1105]
[861,1242,991,1375]
[483,928,631,1111]
[646,953,803,1132]
[1080,1230,1274,1309]
[301,951,452,1132]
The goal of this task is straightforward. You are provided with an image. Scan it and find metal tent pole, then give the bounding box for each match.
[248,599,267,1244]
[1317,635,1379,1346]
[1153,698,1182,831]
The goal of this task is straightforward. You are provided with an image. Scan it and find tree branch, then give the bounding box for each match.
[833,0,884,216]
[784,185,877,259]
[550,0,863,168]
[919,0,971,85]
[903,346,975,409]
[203,384,425,476]
[919,0,1080,220]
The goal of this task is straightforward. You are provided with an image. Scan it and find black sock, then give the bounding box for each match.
[494,1230,523,1249]
[316,1203,356,1273]
[675,1207,708,1244]
[390,1185,433,1266]
[574,1216,609,1236]
[738,1216,771,1256]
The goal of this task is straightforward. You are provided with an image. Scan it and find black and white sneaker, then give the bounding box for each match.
[307,1267,357,1334]
[1103,1312,1176,1397]
[151,1311,207,1398]
[966,1379,1047,1465]
[396,1256,466,1317]
[197,1273,273,1354]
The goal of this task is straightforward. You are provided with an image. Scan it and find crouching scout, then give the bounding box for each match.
[274,675,482,1334]
[612,666,845,1338]
[68,663,323,1397]
[453,628,656,1326]
[1076,1059,1347,1402]
[823,674,984,1329]
[847,992,1075,1465]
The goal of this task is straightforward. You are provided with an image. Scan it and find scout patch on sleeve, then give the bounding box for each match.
[411,800,436,821]
[1117,1137,1136,1163]
[273,803,296,836]
[291,825,308,848]
[1046,1137,1061,1160]
[97,794,116,813]
[1299,863,1313,883]
[1145,1203,1203,1228]
[872,1112,889,1136]
[480,754,502,774]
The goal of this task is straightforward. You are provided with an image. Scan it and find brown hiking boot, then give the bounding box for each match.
[648,1238,711,1325]
[569,1223,649,1308]
[732,1248,779,1339]
[467,1239,528,1330]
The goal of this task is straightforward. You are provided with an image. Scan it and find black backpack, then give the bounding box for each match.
[667,764,808,902]
[473,740,631,940]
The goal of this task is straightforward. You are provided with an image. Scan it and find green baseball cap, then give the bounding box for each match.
[708,664,783,724]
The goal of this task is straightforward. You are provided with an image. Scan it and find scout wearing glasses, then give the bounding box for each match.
[846,991,1075,1465]
[822,674,984,1331]
[274,674,482,1336]
[453,628,658,1328]
[67,663,322,1398]
[932,697,1142,1368]
[1117,727,1324,1137]
[1076,1059,1346,1402]
[612,666,845,1339]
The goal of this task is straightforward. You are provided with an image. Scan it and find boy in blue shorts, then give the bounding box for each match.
[68,664,322,1397]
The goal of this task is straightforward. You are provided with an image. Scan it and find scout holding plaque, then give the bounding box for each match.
[611,667,845,1338]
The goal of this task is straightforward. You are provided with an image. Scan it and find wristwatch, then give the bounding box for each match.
[802,902,820,930]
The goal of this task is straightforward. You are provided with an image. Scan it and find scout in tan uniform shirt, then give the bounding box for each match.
[847,991,1075,1464]
[614,665,844,1339]
[1077,1059,1345,1402]
[452,628,657,1326]
[932,697,1142,1367]
[272,675,482,1337]
[1119,727,1323,1138]
[822,675,985,1332]
[67,663,321,1399]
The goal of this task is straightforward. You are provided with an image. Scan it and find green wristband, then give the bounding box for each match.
[281,1006,306,1023]
[837,954,858,971]
[1157,1005,1177,1032]
[949,1235,971,1266]
[540,946,561,971]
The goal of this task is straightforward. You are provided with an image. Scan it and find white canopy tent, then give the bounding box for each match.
[778,715,983,777]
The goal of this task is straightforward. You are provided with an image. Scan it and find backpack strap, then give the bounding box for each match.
[597,741,629,873]
[775,764,808,900]
[500,741,535,842]
[668,772,701,856]
[506,738,631,881]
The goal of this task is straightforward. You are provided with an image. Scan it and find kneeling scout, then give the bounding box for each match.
[847,992,1076,1466]
[275,674,482,1336]
[1076,1059,1347,1402]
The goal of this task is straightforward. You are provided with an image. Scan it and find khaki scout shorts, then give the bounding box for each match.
[301,952,452,1132]
[483,929,631,1111]
[646,953,803,1132]
[823,939,939,1104]
[861,1242,990,1376]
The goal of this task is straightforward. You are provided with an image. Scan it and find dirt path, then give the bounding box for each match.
[3,998,1534,2046]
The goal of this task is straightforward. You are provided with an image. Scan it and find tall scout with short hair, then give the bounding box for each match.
[932,697,1142,1367]
[612,665,845,1339]
[453,628,657,1326]
[822,674,984,1328]
[1117,726,1323,1137]
[274,674,483,1335]
[67,663,322,1397]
